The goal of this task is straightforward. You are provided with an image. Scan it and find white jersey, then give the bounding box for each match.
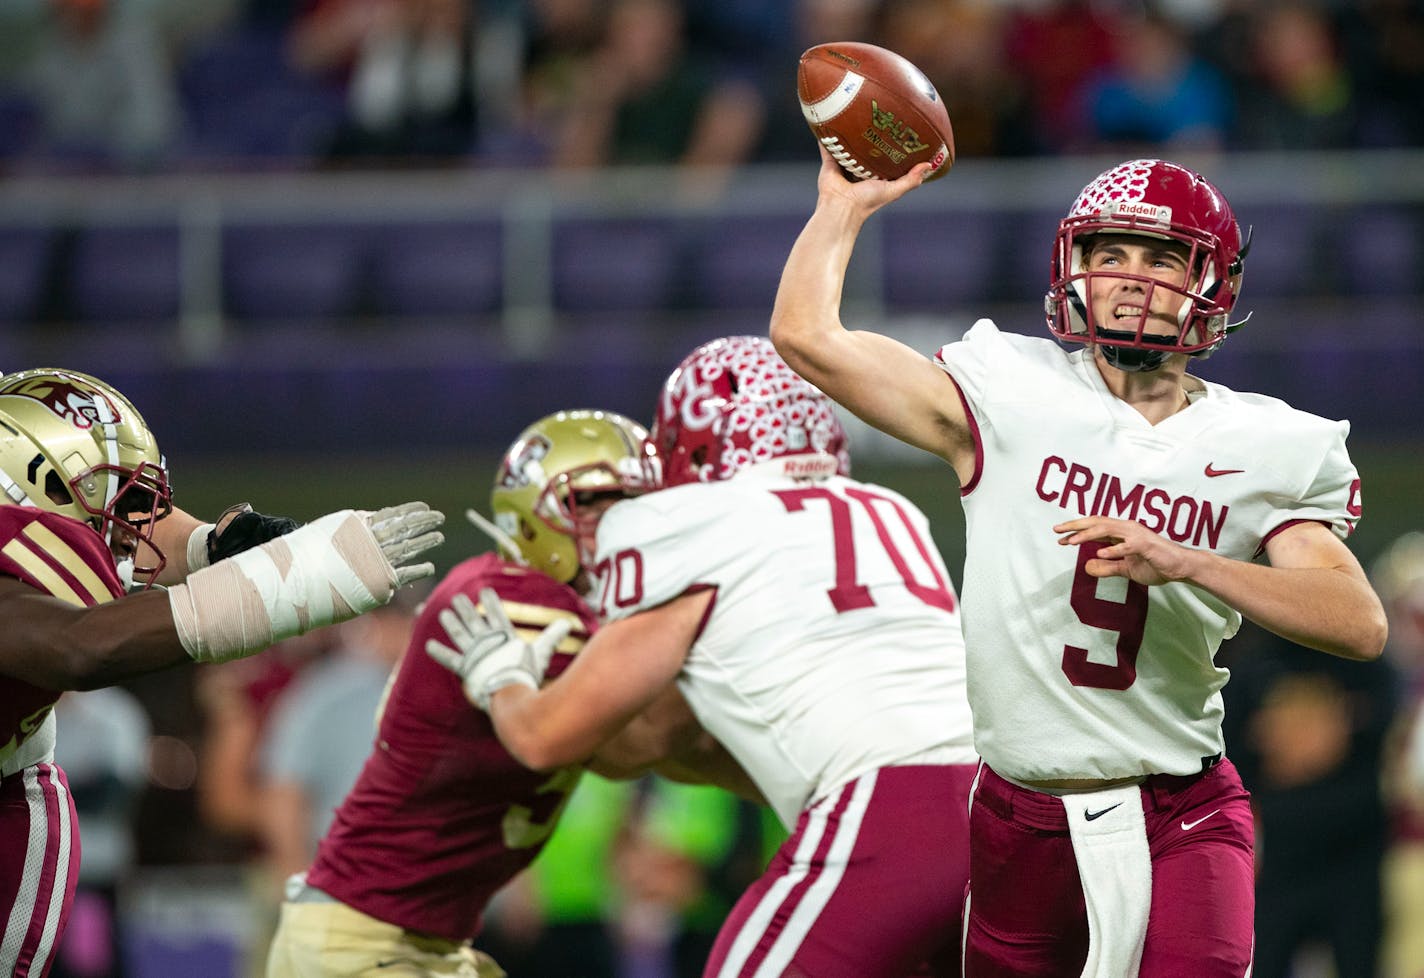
[936,320,1362,783]
[592,470,977,828]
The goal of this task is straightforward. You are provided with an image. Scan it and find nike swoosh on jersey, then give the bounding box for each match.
[1180,809,1221,831]
[1084,802,1123,821]
[1204,464,1245,477]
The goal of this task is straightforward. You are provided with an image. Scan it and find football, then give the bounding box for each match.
[797,41,955,183]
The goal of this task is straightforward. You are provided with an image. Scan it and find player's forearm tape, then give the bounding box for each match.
[186,522,217,573]
[167,510,397,663]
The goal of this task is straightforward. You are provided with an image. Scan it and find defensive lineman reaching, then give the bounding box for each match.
[431,337,979,978]
[266,409,741,978]
[769,153,1387,978]
[0,368,443,978]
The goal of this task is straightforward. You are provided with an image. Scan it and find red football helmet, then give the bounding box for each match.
[653,336,851,487]
[1045,158,1248,372]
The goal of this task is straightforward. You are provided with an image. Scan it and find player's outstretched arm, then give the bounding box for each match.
[770,148,973,473]
[0,502,444,690]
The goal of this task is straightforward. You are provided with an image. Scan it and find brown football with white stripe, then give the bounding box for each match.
[798,41,955,183]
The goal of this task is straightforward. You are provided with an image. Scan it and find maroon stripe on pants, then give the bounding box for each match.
[0,763,78,978]
[737,781,857,976]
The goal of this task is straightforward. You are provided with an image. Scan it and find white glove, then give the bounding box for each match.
[368,501,446,586]
[425,587,572,711]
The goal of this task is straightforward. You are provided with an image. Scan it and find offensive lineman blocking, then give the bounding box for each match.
[430,337,979,978]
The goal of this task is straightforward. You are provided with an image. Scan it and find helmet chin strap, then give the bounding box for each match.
[1099,344,1169,372]
[1094,326,1175,372]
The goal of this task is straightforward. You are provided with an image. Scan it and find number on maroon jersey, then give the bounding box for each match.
[502,766,581,849]
[1060,542,1149,690]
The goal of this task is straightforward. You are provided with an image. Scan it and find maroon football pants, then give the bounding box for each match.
[705,763,976,978]
[964,759,1255,978]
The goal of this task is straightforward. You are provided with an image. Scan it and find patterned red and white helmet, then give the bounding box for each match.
[1045,158,1248,371]
[653,336,850,487]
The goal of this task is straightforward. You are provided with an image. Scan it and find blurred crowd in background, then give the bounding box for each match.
[0,0,1421,176]
[4,1,1424,977]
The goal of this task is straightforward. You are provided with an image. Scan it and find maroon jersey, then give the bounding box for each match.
[305,553,597,941]
[0,507,124,770]
[0,506,122,978]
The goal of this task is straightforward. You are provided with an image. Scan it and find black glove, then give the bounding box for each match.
[207,503,302,564]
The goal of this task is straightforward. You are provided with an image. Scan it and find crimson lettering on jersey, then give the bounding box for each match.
[1035,456,1230,549]
[304,553,599,942]
[0,508,124,770]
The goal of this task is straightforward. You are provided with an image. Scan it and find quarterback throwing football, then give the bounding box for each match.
[769,152,1388,977]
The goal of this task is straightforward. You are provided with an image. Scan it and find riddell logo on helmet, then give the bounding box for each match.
[783,456,838,478]
[1105,201,1172,226]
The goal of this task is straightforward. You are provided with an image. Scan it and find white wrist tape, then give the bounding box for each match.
[186,522,217,573]
[167,510,397,663]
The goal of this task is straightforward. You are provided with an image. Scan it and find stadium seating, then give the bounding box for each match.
[0,225,54,325]
[370,219,504,319]
[177,25,344,164]
[69,224,182,324]
[1339,206,1422,296]
[223,222,371,322]
[684,213,803,311]
[881,209,1002,310]
[552,216,682,314]
[1232,203,1322,299]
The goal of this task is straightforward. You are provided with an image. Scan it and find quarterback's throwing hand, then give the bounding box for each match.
[426,588,572,711]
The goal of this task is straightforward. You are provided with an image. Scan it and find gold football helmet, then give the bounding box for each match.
[488,409,658,584]
[0,368,172,578]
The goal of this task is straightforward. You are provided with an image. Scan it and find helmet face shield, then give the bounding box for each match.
[1045,159,1246,369]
